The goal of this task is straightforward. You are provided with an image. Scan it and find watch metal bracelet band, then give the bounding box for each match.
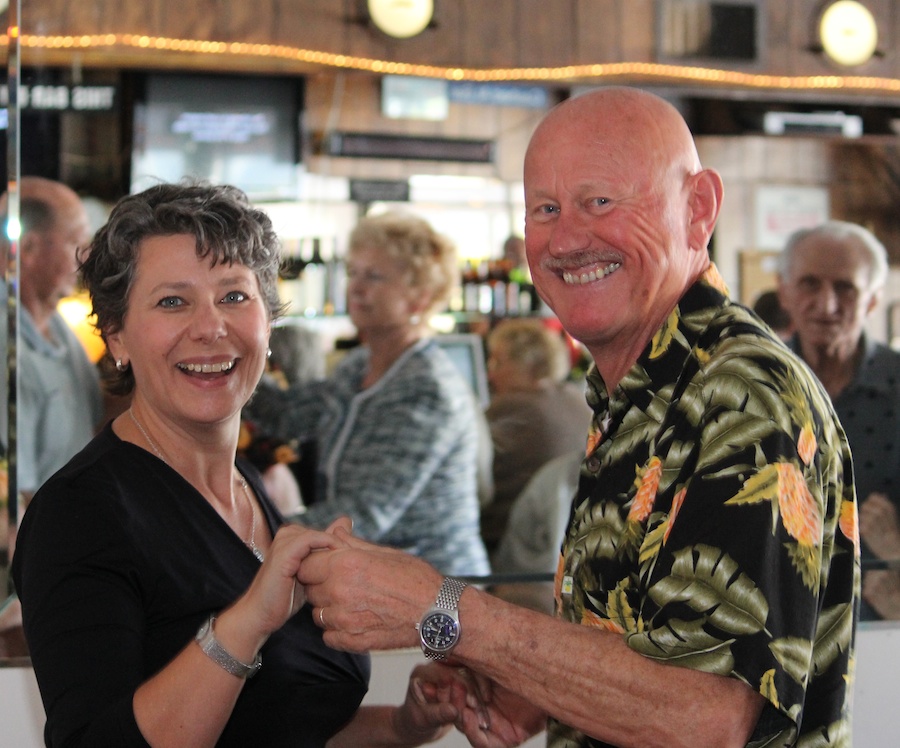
[435,577,467,610]
[195,614,262,679]
[418,577,468,661]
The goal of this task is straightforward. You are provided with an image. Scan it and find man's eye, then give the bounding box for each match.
[539,205,559,215]
[589,197,610,207]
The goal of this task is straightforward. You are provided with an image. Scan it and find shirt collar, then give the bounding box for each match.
[786,331,890,397]
[585,263,731,420]
[20,308,69,359]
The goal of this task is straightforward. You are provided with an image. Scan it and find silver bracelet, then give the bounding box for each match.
[195,614,262,679]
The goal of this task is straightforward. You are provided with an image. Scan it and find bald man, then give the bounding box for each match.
[295,88,858,747]
[2,177,102,498]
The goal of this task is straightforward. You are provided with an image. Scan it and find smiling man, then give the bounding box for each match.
[298,87,859,748]
[778,221,900,621]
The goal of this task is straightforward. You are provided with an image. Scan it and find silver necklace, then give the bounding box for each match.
[128,408,264,562]
[237,474,265,563]
[129,407,168,463]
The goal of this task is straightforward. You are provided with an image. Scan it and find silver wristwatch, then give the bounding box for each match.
[195,615,262,679]
[416,577,467,661]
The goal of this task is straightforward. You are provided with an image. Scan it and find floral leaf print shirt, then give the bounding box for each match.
[552,265,859,748]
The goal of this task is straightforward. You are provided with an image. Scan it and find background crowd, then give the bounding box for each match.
[0,84,897,747]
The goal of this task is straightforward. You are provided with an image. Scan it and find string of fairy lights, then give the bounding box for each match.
[7,31,900,94]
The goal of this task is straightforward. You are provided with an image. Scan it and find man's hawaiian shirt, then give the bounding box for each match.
[551,265,859,747]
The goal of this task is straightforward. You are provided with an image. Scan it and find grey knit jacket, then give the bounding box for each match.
[245,338,490,577]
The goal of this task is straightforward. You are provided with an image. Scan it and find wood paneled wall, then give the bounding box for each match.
[17,1,900,87]
[16,0,900,264]
[20,0,900,186]
[21,0,655,73]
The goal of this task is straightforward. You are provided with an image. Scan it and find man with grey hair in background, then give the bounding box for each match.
[778,220,900,620]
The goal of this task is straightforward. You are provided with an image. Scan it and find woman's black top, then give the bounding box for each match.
[12,423,370,747]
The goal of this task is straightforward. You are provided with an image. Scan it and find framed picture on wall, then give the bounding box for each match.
[754,185,830,251]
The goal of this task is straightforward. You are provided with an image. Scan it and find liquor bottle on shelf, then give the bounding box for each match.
[461,260,480,313]
[325,238,347,316]
[300,238,326,316]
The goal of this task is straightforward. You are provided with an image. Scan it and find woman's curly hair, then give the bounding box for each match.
[79,181,286,395]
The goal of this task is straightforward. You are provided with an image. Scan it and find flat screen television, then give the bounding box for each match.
[434,333,490,409]
[131,73,302,200]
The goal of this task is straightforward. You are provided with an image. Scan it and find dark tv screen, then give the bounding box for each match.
[131,73,301,200]
[434,334,490,408]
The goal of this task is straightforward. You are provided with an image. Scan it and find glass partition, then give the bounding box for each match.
[0,0,22,663]
[1,0,899,675]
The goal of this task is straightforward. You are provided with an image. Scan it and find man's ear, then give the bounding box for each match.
[687,168,724,254]
[865,288,882,318]
[19,231,42,266]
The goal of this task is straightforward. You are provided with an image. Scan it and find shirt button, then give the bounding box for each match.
[586,455,601,472]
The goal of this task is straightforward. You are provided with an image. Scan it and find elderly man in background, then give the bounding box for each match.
[778,220,900,620]
[0,177,102,650]
[298,87,859,748]
[3,177,103,501]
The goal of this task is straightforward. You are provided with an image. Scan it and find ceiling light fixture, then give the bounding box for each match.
[818,1,878,67]
[367,0,434,39]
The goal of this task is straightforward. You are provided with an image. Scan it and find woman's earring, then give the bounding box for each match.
[410,314,422,326]
[115,359,129,372]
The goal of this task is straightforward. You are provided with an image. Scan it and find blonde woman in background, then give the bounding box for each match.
[247,211,490,577]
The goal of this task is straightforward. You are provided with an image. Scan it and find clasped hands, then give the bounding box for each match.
[240,516,540,747]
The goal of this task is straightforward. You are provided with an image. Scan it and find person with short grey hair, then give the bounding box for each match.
[777,219,900,621]
[777,219,889,293]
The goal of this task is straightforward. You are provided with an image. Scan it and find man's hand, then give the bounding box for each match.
[859,493,900,561]
[863,569,900,619]
[298,522,443,652]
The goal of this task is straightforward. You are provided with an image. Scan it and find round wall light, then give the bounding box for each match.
[367,0,434,39]
[819,1,878,67]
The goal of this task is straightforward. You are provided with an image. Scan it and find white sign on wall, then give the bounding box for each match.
[754,186,830,250]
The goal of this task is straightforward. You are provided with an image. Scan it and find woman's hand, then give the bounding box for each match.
[411,664,545,748]
[390,664,464,745]
[235,521,349,641]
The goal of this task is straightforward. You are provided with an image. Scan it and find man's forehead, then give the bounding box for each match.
[792,237,872,280]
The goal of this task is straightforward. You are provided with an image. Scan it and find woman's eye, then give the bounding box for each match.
[157,296,183,309]
[222,291,247,303]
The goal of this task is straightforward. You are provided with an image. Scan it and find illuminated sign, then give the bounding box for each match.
[0,83,117,111]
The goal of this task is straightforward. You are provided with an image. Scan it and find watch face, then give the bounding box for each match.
[419,611,459,652]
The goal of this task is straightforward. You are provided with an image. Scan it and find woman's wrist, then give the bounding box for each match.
[389,704,447,747]
[212,601,270,665]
